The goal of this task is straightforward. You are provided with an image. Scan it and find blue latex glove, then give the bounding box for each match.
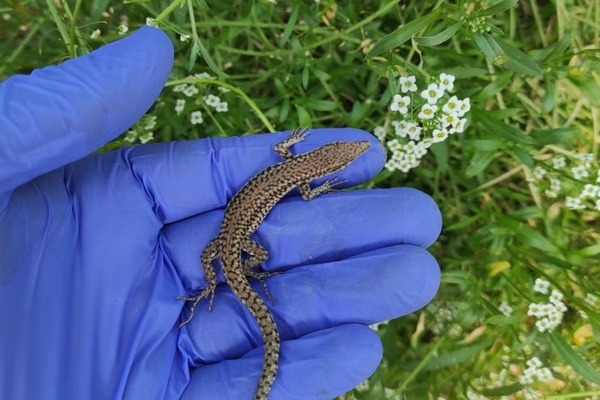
[0,27,442,399]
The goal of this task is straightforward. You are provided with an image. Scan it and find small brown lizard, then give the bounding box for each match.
[178,128,370,399]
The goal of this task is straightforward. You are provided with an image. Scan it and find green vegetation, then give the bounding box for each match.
[2,0,598,398]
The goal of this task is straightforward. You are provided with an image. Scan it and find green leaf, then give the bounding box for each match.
[486,314,521,326]
[472,108,536,145]
[548,332,600,385]
[511,146,534,168]
[495,37,543,76]
[480,0,519,16]
[279,4,299,47]
[367,10,440,58]
[568,75,600,106]
[542,30,573,65]
[425,340,493,370]
[530,127,577,145]
[470,139,504,151]
[295,104,311,128]
[467,150,496,177]
[479,383,523,397]
[414,21,464,47]
[473,33,504,63]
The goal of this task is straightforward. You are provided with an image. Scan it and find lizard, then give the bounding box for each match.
[178,128,371,400]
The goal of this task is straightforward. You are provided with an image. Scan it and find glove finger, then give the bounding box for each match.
[181,324,381,400]
[0,26,173,193]
[165,187,441,290]
[177,244,439,365]
[121,128,384,224]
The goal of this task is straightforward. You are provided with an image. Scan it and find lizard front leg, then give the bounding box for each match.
[241,237,280,305]
[177,239,220,328]
[274,128,309,160]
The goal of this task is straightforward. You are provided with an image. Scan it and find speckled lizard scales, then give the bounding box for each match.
[179,129,370,400]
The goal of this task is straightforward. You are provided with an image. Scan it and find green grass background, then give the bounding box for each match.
[1,0,598,398]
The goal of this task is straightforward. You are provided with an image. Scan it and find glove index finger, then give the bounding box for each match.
[0,26,174,193]
[126,128,385,224]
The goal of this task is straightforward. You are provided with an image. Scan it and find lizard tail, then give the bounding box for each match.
[225,267,280,400]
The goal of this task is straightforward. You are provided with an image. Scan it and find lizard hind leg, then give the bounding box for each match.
[241,238,281,305]
[177,240,220,328]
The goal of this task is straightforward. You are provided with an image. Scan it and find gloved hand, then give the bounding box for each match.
[0,27,442,399]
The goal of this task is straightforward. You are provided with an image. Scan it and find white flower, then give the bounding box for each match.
[391,120,408,137]
[527,303,542,317]
[596,199,600,211]
[585,293,598,306]
[190,110,203,125]
[215,101,229,112]
[457,98,471,117]
[533,278,550,294]
[391,150,405,161]
[139,131,153,144]
[419,138,433,149]
[499,301,513,316]
[418,104,438,119]
[175,99,186,114]
[414,146,427,158]
[572,165,589,180]
[549,289,564,305]
[373,126,386,141]
[183,85,199,97]
[172,84,187,93]
[519,373,534,386]
[439,73,455,92]
[549,178,561,191]
[421,83,444,104]
[565,196,584,210]
[536,367,553,382]
[390,94,411,114]
[117,24,129,35]
[403,141,417,153]
[384,159,397,171]
[90,29,101,39]
[581,184,600,198]
[146,17,157,27]
[545,190,558,198]
[180,34,191,42]
[387,139,402,151]
[405,122,422,140]
[450,118,467,134]
[204,94,221,107]
[536,317,552,332]
[431,128,449,143]
[399,76,417,93]
[194,72,212,79]
[552,156,566,169]
[533,166,547,180]
[442,95,460,115]
[439,113,458,129]
[526,357,543,369]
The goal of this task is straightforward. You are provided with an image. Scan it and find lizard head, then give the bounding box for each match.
[315,140,371,171]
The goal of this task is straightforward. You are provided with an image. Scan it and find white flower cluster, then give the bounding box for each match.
[171,73,230,126]
[527,278,567,333]
[532,152,600,211]
[427,301,458,335]
[377,73,470,173]
[519,357,553,386]
[124,115,156,144]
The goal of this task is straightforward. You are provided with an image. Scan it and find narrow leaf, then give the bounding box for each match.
[368,10,440,58]
[548,332,600,385]
[414,21,464,47]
